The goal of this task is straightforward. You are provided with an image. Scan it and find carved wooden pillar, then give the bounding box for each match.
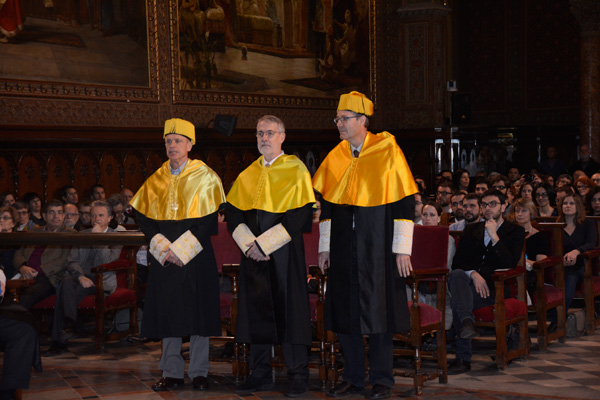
[395,1,451,129]
[570,0,600,158]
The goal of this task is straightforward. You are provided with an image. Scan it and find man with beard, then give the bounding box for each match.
[450,192,465,223]
[226,115,315,397]
[435,181,454,214]
[313,91,417,399]
[447,189,525,374]
[474,178,490,197]
[450,193,483,231]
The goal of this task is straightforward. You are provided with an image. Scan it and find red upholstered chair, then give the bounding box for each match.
[393,224,449,396]
[472,245,529,369]
[576,216,600,335]
[530,222,566,350]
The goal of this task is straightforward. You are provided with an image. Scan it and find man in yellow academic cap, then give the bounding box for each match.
[130,118,225,392]
[226,115,315,397]
[313,92,418,399]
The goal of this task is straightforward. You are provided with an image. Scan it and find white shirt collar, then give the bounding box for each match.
[170,159,188,175]
[264,151,284,167]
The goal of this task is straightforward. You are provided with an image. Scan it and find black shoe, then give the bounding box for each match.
[235,375,274,395]
[127,334,151,344]
[547,321,557,333]
[328,381,364,397]
[286,377,309,398]
[459,318,480,339]
[0,389,16,400]
[447,357,471,375]
[370,384,392,399]
[151,377,184,391]
[44,342,68,356]
[58,328,76,342]
[192,375,209,390]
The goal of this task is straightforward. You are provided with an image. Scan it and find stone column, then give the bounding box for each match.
[570,0,600,158]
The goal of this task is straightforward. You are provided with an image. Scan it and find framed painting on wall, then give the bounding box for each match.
[170,0,375,107]
[0,0,159,102]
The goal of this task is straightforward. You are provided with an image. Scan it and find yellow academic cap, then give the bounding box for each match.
[337,91,374,116]
[163,118,196,144]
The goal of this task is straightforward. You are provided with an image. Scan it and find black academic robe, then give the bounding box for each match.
[321,196,415,335]
[226,203,313,346]
[135,210,221,338]
[452,220,526,292]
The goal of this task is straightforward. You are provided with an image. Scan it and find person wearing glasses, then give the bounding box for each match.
[13,201,36,232]
[130,118,225,392]
[447,189,525,374]
[226,115,315,397]
[435,181,454,214]
[574,176,595,207]
[533,183,557,217]
[313,91,418,399]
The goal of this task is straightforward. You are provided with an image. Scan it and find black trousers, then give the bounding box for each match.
[250,343,309,382]
[18,275,55,310]
[51,275,96,342]
[0,315,40,391]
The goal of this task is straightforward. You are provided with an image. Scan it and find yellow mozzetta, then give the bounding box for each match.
[312,131,418,207]
[130,159,225,221]
[227,154,315,213]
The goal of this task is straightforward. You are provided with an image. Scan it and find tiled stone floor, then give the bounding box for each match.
[11,322,600,400]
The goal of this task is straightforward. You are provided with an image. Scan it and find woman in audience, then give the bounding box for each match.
[534,183,558,217]
[544,174,555,188]
[453,168,471,193]
[0,206,17,279]
[519,181,535,202]
[0,192,15,207]
[22,192,44,226]
[575,176,595,206]
[509,199,549,295]
[558,194,598,314]
[587,186,600,216]
[419,203,455,329]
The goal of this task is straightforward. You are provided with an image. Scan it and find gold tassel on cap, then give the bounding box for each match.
[337,91,374,116]
[163,118,196,144]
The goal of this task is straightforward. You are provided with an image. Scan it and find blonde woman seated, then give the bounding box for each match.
[407,203,455,330]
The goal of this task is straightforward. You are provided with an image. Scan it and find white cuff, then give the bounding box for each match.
[392,219,414,255]
[150,233,171,266]
[232,223,257,253]
[256,223,292,256]
[169,230,203,265]
[318,219,331,253]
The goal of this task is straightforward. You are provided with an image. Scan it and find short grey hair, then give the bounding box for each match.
[257,115,285,133]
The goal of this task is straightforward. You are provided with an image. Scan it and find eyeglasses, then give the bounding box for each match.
[65,213,79,218]
[46,211,63,216]
[535,193,548,198]
[16,211,29,215]
[437,191,452,196]
[592,198,600,203]
[481,201,500,209]
[256,130,279,138]
[0,216,12,221]
[493,185,506,190]
[81,212,90,215]
[67,192,77,197]
[333,116,360,125]
[576,185,588,190]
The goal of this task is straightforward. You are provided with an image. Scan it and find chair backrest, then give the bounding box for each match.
[410,225,449,270]
[211,222,240,273]
[585,216,600,246]
[303,223,319,272]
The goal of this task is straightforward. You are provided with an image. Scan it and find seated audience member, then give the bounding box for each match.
[487,171,500,182]
[509,199,549,295]
[436,181,455,214]
[64,203,83,230]
[0,192,15,207]
[312,199,321,223]
[414,192,425,225]
[121,188,135,221]
[587,186,600,216]
[447,189,525,375]
[412,203,455,329]
[556,174,573,188]
[575,176,595,205]
[531,172,543,186]
[107,194,134,226]
[59,185,79,205]
[591,172,600,187]
[544,174,555,188]
[534,183,558,217]
[538,145,568,181]
[22,192,44,226]
[13,200,76,310]
[46,200,122,355]
[519,181,535,202]
[559,194,598,316]
[450,191,466,223]
[414,175,428,195]
[507,167,520,184]
[0,206,18,279]
[572,170,587,183]
[454,169,471,193]
[440,169,453,183]
[78,201,92,229]
[89,184,106,201]
[555,185,575,208]
[0,269,42,400]
[13,201,36,232]
[569,143,600,177]
[491,175,509,197]
[450,193,483,231]
[474,177,490,197]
